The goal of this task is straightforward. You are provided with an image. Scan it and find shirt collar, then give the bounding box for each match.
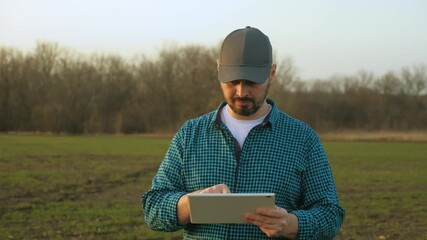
[214,98,277,129]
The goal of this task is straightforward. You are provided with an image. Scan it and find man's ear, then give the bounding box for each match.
[269,64,277,83]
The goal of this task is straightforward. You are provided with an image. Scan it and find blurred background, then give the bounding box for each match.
[1,0,426,134]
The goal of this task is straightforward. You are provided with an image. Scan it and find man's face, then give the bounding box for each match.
[220,78,271,119]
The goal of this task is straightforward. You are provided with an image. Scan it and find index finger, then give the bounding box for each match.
[255,206,287,218]
[200,183,231,193]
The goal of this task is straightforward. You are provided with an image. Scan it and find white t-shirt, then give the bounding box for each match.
[220,105,271,148]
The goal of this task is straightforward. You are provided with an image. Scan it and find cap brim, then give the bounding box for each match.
[218,65,270,84]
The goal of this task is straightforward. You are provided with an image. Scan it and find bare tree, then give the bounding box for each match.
[1,42,426,133]
[375,71,402,95]
[401,64,427,97]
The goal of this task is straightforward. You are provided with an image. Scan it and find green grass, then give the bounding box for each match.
[325,142,427,239]
[0,135,181,240]
[1,135,426,239]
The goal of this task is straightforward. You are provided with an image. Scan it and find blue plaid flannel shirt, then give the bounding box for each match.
[142,99,345,239]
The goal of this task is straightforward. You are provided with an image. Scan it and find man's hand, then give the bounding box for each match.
[244,206,298,239]
[177,184,230,225]
[199,183,230,194]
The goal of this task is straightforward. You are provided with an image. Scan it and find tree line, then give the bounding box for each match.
[0,42,426,134]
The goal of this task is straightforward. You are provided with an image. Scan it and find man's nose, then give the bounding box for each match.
[236,81,249,97]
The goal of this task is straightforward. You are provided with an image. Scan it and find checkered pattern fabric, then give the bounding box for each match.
[142,99,345,239]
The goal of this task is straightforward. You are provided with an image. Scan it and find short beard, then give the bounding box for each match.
[227,82,270,117]
[229,97,258,116]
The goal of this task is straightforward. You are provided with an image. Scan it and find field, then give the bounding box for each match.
[0,134,426,239]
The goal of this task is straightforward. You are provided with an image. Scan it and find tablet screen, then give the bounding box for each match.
[188,193,276,224]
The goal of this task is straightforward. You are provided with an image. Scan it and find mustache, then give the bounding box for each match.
[232,97,254,102]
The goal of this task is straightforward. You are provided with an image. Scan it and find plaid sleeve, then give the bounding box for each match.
[292,131,345,240]
[141,127,187,232]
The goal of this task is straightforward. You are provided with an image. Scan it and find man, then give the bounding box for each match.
[142,26,345,239]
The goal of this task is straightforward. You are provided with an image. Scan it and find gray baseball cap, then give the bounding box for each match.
[218,26,272,84]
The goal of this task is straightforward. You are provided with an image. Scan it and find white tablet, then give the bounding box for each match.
[187,193,276,224]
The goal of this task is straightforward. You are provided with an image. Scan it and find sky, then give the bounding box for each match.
[1,0,426,79]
